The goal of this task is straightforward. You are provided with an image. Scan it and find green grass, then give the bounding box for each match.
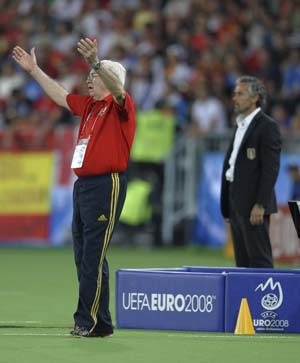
[0,246,299,363]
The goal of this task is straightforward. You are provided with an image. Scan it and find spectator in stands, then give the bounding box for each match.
[282,49,300,99]
[270,103,291,135]
[2,0,300,139]
[190,82,227,135]
[0,61,24,100]
[220,76,281,268]
[130,52,164,110]
[12,37,136,337]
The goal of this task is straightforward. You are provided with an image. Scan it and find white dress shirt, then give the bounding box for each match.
[225,107,261,182]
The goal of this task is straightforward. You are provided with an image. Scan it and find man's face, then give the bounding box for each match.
[86,71,108,99]
[232,82,258,116]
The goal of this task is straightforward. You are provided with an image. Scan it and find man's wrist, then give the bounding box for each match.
[29,64,39,76]
[254,203,264,209]
[92,60,101,71]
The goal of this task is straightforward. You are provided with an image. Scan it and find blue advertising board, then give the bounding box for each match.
[194,152,300,247]
[116,269,225,332]
[225,273,300,333]
[116,267,300,333]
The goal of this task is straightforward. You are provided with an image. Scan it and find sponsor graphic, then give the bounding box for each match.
[253,278,288,331]
[117,271,225,332]
[122,292,216,313]
[255,277,283,310]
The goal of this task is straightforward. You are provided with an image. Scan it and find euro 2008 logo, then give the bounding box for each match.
[255,277,283,310]
[254,277,288,331]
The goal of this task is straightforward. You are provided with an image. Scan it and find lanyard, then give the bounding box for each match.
[81,105,105,137]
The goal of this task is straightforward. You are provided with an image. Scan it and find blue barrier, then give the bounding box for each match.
[116,269,225,332]
[116,267,300,333]
[225,273,300,333]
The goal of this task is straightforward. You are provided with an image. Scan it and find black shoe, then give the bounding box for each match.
[89,331,114,338]
[70,326,89,337]
[70,326,113,338]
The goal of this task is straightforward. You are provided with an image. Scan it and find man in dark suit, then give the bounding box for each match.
[220,76,281,267]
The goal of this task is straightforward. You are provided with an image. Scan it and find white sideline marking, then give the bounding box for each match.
[1,333,69,337]
[0,291,26,296]
[0,321,42,324]
[0,331,297,339]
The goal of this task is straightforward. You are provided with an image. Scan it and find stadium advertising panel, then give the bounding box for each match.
[117,268,300,333]
[225,273,300,333]
[116,269,225,332]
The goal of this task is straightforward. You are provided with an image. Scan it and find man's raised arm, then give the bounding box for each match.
[12,46,70,110]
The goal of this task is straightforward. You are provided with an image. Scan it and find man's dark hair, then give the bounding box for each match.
[236,76,267,108]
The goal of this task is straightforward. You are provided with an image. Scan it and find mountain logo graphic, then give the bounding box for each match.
[255,278,283,311]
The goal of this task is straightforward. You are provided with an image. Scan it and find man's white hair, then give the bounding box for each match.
[101,60,126,87]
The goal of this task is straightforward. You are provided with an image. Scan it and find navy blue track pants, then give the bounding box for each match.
[72,172,127,333]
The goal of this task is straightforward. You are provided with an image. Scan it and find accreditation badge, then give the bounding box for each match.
[71,137,90,169]
[247,148,256,160]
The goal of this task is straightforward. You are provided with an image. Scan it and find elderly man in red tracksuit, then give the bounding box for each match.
[12,38,136,338]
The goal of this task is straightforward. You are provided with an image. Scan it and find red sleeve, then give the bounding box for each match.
[113,92,135,122]
[66,94,91,116]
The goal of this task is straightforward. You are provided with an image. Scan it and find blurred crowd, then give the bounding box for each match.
[1,0,300,149]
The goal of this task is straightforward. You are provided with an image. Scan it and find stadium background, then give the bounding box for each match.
[1,0,300,261]
[1,1,300,362]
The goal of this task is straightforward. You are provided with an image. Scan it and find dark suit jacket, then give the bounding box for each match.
[220,110,281,218]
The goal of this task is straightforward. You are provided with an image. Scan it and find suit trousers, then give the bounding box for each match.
[72,172,127,333]
[229,184,274,268]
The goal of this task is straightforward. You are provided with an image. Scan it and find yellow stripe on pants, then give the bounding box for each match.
[90,173,120,332]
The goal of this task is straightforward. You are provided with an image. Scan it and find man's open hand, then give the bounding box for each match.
[12,46,37,73]
[77,38,99,66]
